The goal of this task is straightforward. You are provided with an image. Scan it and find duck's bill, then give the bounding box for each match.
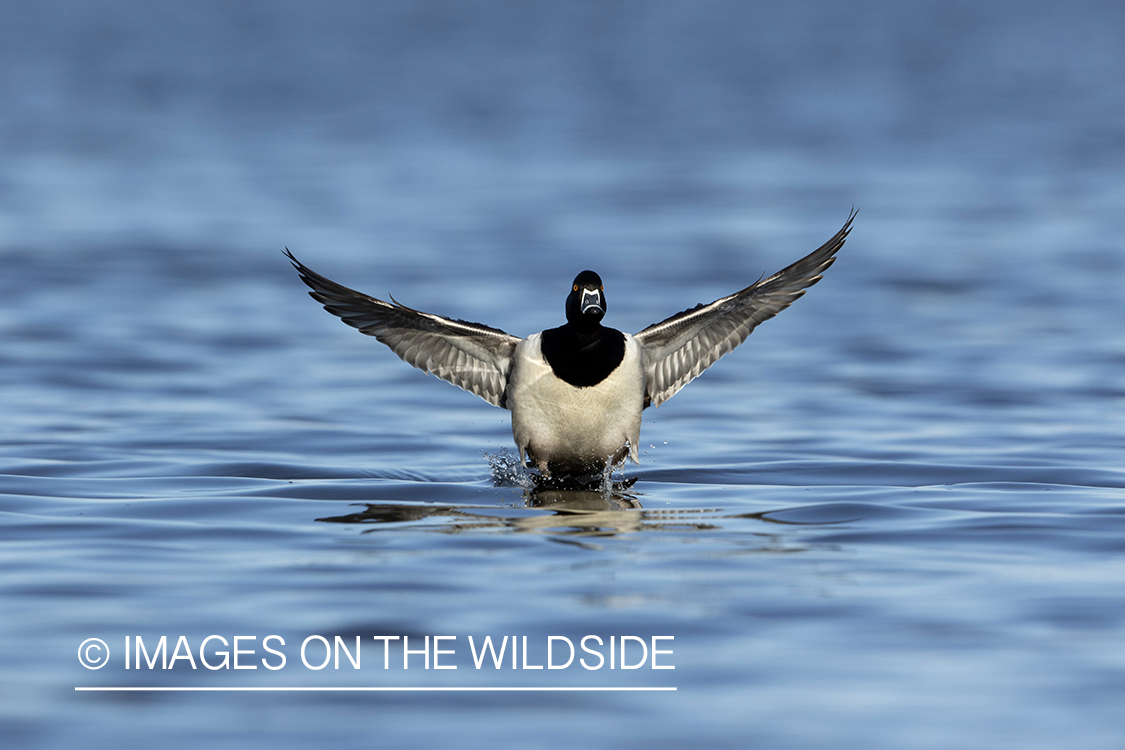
[580,290,604,315]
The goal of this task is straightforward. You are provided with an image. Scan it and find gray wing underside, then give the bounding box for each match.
[286,251,521,408]
[635,209,855,409]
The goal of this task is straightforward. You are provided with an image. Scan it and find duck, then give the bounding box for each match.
[286,209,854,477]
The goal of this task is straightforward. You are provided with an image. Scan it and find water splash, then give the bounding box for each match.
[482,448,638,497]
[598,452,631,495]
[482,448,537,489]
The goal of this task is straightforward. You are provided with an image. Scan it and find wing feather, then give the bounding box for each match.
[286,251,521,408]
[635,209,855,408]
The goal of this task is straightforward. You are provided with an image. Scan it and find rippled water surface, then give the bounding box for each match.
[3,2,1125,748]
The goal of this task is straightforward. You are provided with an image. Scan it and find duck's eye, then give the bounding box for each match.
[599,285,604,291]
[573,284,578,291]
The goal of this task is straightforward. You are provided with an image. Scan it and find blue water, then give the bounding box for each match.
[3,1,1125,748]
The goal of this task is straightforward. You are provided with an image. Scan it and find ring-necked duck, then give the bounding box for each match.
[287,209,854,477]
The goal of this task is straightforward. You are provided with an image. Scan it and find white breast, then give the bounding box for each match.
[506,333,644,473]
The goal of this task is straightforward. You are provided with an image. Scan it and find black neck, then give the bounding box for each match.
[539,323,626,388]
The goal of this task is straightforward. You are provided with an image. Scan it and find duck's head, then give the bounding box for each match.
[565,270,606,328]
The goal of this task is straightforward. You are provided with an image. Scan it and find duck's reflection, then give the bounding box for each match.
[316,483,723,539]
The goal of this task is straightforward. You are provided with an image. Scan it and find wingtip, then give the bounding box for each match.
[282,247,303,271]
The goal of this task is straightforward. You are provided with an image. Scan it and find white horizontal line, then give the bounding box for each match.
[76,686,676,692]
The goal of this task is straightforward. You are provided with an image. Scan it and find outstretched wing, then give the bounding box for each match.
[635,209,855,408]
[286,250,521,408]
